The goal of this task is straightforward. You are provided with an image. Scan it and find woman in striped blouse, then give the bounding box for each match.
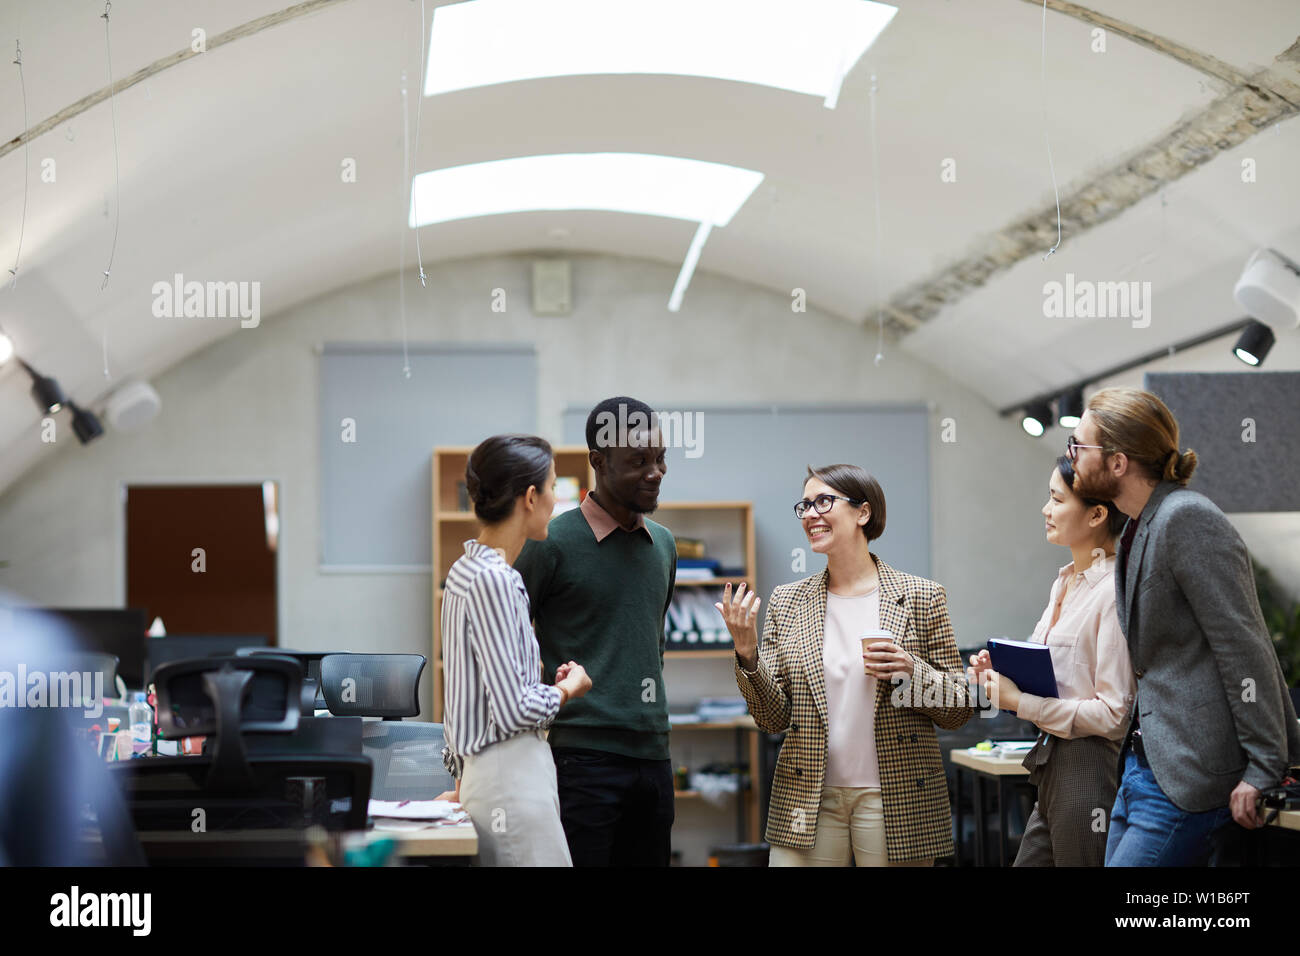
[440,434,592,866]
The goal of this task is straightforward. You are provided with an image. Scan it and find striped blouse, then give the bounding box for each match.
[441,539,563,777]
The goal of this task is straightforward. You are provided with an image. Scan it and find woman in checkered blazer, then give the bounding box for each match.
[722,464,975,865]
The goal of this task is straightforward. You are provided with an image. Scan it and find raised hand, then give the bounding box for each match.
[716,581,762,669]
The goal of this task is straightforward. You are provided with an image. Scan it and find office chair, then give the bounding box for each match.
[110,656,372,834]
[362,722,455,802]
[236,647,346,713]
[318,654,425,720]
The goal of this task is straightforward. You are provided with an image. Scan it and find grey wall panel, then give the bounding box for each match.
[1145,371,1300,513]
[562,403,931,596]
[321,344,537,566]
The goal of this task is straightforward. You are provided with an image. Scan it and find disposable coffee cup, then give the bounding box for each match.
[860,629,894,675]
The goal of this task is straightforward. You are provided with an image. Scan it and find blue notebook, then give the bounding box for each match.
[986,638,1059,700]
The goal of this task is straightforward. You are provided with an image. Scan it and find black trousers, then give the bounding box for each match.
[551,747,675,866]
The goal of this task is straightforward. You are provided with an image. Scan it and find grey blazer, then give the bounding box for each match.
[1117,480,1300,812]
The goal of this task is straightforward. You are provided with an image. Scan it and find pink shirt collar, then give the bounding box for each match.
[580,492,652,543]
[1057,553,1115,589]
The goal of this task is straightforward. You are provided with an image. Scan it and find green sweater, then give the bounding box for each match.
[513,506,676,760]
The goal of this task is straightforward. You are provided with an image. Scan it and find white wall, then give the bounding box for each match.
[0,252,1068,645]
[0,252,1074,863]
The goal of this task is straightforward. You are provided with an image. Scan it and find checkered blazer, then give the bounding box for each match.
[735,555,974,859]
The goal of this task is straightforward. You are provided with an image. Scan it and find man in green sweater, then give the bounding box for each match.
[513,396,677,866]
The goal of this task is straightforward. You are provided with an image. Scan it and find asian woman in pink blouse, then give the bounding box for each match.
[970,456,1136,866]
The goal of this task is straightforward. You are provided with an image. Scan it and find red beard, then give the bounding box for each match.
[1073,462,1121,500]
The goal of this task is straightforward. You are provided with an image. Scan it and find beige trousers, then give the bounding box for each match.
[769,787,933,867]
[461,729,572,867]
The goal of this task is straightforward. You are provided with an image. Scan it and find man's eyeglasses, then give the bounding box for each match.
[793,494,863,520]
[1066,435,1106,462]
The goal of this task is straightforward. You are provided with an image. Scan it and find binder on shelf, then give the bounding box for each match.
[674,536,707,559]
[663,587,733,649]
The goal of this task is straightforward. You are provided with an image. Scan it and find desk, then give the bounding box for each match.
[83,821,477,865]
[1269,809,1300,832]
[949,748,1032,867]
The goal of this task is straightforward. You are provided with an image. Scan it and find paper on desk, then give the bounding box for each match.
[996,741,1036,752]
[368,799,462,821]
[372,818,457,832]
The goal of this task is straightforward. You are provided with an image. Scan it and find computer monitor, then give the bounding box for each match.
[144,634,270,686]
[9,608,148,688]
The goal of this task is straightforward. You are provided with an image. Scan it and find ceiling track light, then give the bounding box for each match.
[1022,401,1053,438]
[998,317,1260,431]
[68,400,104,445]
[14,357,105,445]
[1232,320,1276,367]
[1056,387,1084,428]
[20,359,67,414]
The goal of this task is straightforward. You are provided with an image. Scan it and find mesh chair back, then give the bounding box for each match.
[362,721,454,801]
[111,754,372,831]
[319,654,425,719]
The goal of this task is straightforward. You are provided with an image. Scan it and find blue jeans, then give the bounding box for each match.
[1105,748,1233,866]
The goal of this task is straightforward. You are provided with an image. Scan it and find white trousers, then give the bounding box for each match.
[460,729,572,867]
[769,787,933,868]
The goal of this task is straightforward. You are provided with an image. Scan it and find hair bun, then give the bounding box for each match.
[1164,448,1197,485]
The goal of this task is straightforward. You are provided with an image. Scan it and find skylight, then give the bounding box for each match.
[425,0,898,108]
[408,153,763,229]
[408,152,764,312]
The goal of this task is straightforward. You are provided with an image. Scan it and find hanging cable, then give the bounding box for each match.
[99,1,122,291]
[99,1,123,380]
[869,74,884,366]
[398,71,412,379]
[1040,0,1062,261]
[412,0,428,287]
[9,41,29,290]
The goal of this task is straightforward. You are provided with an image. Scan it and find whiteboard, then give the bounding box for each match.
[562,403,931,595]
[320,343,538,568]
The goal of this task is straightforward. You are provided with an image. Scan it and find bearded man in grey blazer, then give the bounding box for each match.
[1067,387,1300,866]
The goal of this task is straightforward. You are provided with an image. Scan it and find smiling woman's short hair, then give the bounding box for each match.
[1056,455,1128,539]
[804,464,886,542]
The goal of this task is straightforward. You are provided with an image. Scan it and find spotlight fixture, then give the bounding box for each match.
[1021,402,1053,438]
[1232,320,1275,367]
[1056,388,1084,428]
[0,332,13,365]
[68,401,104,445]
[999,317,1263,430]
[20,360,67,414]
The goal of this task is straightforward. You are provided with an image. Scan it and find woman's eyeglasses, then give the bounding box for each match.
[1066,435,1106,462]
[793,493,863,519]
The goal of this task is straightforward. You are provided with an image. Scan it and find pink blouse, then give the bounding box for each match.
[1014,553,1135,741]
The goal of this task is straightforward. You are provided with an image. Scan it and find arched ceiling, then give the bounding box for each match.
[0,0,1297,494]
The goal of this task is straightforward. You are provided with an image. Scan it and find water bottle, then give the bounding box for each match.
[129,691,152,755]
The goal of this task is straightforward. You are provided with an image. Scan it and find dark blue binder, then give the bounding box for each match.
[987,638,1059,699]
